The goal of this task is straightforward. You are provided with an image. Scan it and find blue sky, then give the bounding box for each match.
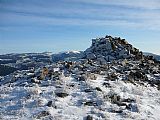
[0,0,160,54]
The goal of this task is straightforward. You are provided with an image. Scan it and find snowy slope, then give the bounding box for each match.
[0,72,160,120]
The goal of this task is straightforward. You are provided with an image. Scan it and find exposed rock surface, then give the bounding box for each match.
[84,35,143,62]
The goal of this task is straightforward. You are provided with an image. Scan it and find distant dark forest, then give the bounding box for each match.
[0,65,17,76]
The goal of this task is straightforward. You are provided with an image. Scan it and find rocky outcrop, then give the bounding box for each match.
[84,35,143,62]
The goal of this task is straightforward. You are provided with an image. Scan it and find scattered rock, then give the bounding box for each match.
[37,75,44,80]
[69,84,75,87]
[103,82,111,87]
[46,101,53,107]
[126,103,139,112]
[109,94,121,104]
[84,101,97,106]
[111,109,123,113]
[37,98,48,107]
[157,84,160,90]
[77,75,86,81]
[86,115,93,120]
[121,98,136,103]
[84,89,93,93]
[87,73,97,80]
[95,87,102,92]
[107,73,118,81]
[31,78,41,84]
[35,111,50,119]
[42,67,49,76]
[115,101,127,106]
[56,92,69,98]
[129,70,148,81]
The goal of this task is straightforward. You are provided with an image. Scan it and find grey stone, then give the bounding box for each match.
[56,92,69,98]
[86,115,93,120]
[86,53,96,60]
[35,111,50,119]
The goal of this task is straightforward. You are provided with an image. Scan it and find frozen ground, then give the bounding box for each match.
[0,74,160,120]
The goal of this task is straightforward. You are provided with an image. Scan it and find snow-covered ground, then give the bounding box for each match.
[0,74,160,120]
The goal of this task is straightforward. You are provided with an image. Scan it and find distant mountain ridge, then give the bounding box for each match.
[52,51,84,62]
[144,52,160,61]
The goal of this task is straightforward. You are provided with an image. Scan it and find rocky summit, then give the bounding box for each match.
[85,35,143,63]
[0,35,160,120]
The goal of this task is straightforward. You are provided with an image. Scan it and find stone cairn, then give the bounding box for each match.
[84,35,143,63]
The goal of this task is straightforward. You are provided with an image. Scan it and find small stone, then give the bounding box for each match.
[111,109,123,113]
[84,101,97,106]
[129,71,147,81]
[109,94,121,104]
[121,98,136,103]
[95,87,102,92]
[115,101,126,106]
[78,76,86,81]
[35,111,50,119]
[157,83,160,90]
[84,89,93,93]
[31,78,41,84]
[46,101,53,107]
[56,92,69,98]
[69,84,75,87]
[37,75,44,80]
[86,115,93,120]
[126,103,139,112]
[103,82,111,87]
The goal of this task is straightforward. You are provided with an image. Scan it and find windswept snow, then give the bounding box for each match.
[0,74,160,120]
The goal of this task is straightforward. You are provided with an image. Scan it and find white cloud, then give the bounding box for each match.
[67,0,160,10]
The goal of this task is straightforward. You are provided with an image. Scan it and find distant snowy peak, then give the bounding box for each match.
[66,51,81,54]
[52,51,84,62]
[56,51,82,55]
